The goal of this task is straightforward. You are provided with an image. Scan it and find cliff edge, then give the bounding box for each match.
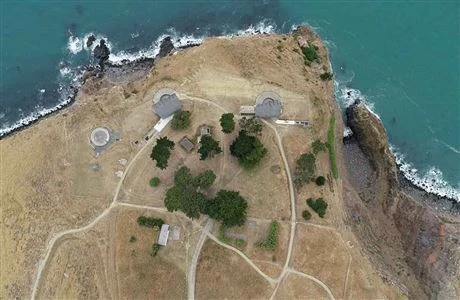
[345,100,460,299]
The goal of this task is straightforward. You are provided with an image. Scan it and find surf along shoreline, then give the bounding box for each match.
[1,28,458,211]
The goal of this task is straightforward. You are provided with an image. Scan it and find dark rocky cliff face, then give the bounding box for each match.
[345,100,460,299]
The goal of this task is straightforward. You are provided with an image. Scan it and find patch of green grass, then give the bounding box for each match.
[327,115,339,179]
[218,225,232,245]
[149,176,160,187]
[256,221,280,251]
[235,239,247,249]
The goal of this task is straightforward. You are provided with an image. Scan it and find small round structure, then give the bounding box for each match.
[90,127,110,147]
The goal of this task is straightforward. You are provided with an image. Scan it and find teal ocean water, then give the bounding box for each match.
[1,1,459,200]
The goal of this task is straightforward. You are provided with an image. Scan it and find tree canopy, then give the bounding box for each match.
[206,190,248,227]
[239,117,263,136]
[150,137,175,169]
[164,166,216,219]
[294,152,316,188]
[307,198,328,218]
[171,110,191,130]
[230,131,267,169]
[198,135,222,160]
[220,113,235,133]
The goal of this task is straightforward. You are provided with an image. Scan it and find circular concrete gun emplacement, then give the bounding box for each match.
[255,91,283,118]
[90,127,110,147]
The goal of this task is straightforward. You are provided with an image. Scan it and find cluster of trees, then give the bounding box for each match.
[150,137,175,169]
[198,135,222,160]
[307,198,328,218]
[294,152,316,188]
[230,131,267,169]
[137,216,165,229]
[171,110,191,130]
[256,221,280,251]
[220,113,235,133]
[164,166,248,227]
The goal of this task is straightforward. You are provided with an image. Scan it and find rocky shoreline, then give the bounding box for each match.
[343,99,460,299]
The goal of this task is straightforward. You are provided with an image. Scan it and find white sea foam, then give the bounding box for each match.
[343,126,353,138]
[67,36,84,54]
[390,145,459,201]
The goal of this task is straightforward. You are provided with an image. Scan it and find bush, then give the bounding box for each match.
[220,113,235,134]
[171,110,191,130]
[294,152,316,188]
[320,72,333,81]
[312,140,327,154]
[149,177,160,187]
[315,176,326,186]
[301,44,318,63]
[302,210,312,221]
[307,198,328,218]
[150,137,175,169]
[256,221,280,251]
[230,131,267,169]
[137,216,165,229]
[129,236,137,243]
[150,243,160,257]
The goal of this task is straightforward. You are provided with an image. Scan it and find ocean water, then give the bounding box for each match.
[1,1,459,200]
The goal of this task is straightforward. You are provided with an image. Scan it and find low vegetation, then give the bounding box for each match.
[301,43,319,65]
[198,135,222,160]
[239,117,263,136]
[307,198,328,218]
[256,221,280,251]
[320,72,333,81]
[137,216,165,229]
[294,152,316,188]
[149,176,160,187]
[150,243,160,257]
[171,110,191,130]
[315,176,326,186]
[220,113,235,133]
[150,136,175,170]
[235,239,247,249]
[129,236,137,243]
[302,210,312,221]
[312,139,327,154]
[230,130,267,169]
[218,225,232,244]
[327,115,339,179]
[206,190,248,227]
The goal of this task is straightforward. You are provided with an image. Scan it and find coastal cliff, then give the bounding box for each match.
[344,100,460,299]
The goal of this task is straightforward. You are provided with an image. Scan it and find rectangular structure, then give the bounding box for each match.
[179,136,195,152]
[239,105,255,116]
[158,224,170,246]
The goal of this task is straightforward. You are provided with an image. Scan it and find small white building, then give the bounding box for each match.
[158,224,170,246]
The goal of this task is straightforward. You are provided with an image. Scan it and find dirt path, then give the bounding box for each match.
[187,219,213,300]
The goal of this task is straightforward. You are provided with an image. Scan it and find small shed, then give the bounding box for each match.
[200,125,211,137]
[158,224,170,246]
[153,93,183,119]
[179,136,195,152]
[240,106,255,117]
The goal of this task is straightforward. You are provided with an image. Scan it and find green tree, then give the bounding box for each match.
[294,152,316,188]
[302,210,312,221]
[171,110,191,130]
[220,113,235,133]
[239,117,263,136]
[149,177,160,187]
[150,137,175,169]
[164,185,184,212]
[181,190,206,219]
[207,190,248,227]
[193,170,217,188]
[315,176,326,186]
[230,131,267,169]
[174,166,193,188]
[198,135,222,160]
[307,198,328,218]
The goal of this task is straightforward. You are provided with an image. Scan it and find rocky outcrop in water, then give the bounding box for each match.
[93,39,110,69]
[345,100,460,299]
[86,35,96,48]
[157,36,175,58]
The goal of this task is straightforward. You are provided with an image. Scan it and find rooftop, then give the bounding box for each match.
[158,224,170,246]
[179,136,195,152]
[153,92,182,119]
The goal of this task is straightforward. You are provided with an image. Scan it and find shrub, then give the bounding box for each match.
[315,176,326,186]
[256,221,280,251]
[171,110,191,130]
[301,43,318,63]
[302,210,312,221]
[312,140,327,154]
[320,72,333,81]
[150,243,160,257]
[230,130,267,169]
[149,177,160,187]
[137,216,165,229]
[150,137,175,169]
[129,236,137,243]
[220,113,235,133]
[294,152,316,188]
[327,115,339,179]
[307,198,328,218]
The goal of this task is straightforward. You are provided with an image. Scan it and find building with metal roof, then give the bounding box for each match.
[153,92,183,119]
[158,224,170,246]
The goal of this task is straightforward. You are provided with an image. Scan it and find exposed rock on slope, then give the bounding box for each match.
[345,100,460,299]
